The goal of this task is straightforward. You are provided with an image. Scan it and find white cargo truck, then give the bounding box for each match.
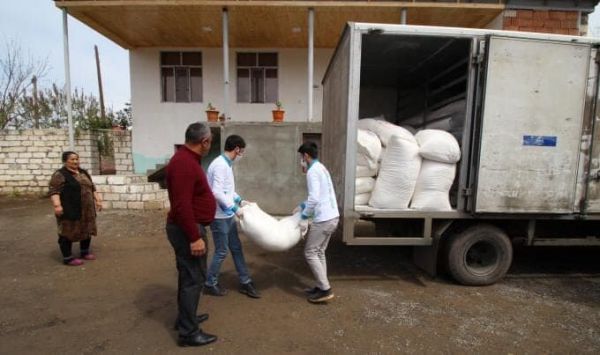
[321,23,600,285]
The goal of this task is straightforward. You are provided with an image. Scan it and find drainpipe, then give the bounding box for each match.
[308,8,314,122]
[401,8,407,25]
[223,8,229,120]
[62,8,74,149]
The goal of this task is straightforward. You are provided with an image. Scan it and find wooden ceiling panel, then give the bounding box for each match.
[61,3,503,49]
[71,5,224,47]
[228,7,308,48]
[316,8,404,47]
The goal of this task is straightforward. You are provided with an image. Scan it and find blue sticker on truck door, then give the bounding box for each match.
[522,135,557,147]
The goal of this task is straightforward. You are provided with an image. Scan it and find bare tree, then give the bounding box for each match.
[0,39,48,129]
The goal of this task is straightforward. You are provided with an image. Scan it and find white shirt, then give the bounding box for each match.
[207,154,241,219]
[301,160,339,223]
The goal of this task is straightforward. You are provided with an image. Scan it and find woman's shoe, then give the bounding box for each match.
[82,253,96,261]
[65,258,84,266]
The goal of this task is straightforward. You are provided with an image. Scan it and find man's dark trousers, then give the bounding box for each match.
[167,223,208,338]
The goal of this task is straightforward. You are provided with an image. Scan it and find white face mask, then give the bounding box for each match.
[300,159,308,169]
[235,154,243,162]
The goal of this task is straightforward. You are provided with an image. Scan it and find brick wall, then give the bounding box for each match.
[503,10,582,36]
[0,129,133,195]
[110,130,134,174]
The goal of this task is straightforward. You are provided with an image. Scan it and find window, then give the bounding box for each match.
[161,52,202,103]
[237,52,278,103]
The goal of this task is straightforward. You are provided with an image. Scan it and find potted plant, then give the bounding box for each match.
[272,100,285,123]
[206,102,219,122]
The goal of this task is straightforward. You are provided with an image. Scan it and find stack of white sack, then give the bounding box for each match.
[238,203,305,252]
[355,129,381,205]
[357,118,416,147]
[355,177,375,205]
[410,129,461,211]
[356,129,381,174]
[369,134,421,209]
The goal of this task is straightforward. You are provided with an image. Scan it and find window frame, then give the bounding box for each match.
[160,51,203,103]
[236,52,278,104]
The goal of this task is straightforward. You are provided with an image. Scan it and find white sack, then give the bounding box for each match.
[357,119,416,147]
[356,152,378,170]
[415,129,461,164]
[355,193,371,205]
[357,129,382,163]
[410,160,456,211]
[369,135,421,209]
[355,177,375,194]
[401,125,417,135]
[239,203,303,252]
[356,165,378,178]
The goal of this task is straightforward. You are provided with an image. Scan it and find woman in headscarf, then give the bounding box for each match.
[48,151,102,266]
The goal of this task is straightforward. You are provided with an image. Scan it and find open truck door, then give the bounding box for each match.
[472,36,591,214]
[582,47,600,213]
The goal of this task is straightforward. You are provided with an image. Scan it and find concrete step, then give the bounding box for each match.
[92,174,148,185]
[92,174,168,210]
[102,199,169,210]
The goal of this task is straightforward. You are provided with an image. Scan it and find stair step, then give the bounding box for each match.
[92,174,148,185]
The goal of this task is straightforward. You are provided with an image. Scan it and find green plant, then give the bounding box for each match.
[275,101,283,110]
[207,102,216,111]
[96,130,114,158]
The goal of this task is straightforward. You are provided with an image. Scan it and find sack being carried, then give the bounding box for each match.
[238,203,304,252]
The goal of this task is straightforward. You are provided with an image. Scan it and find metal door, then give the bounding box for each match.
[475,36,591,213]
[583,48,600,213]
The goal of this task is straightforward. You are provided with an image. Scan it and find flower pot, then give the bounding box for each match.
[272,110,285,123]
[206,110,219,122]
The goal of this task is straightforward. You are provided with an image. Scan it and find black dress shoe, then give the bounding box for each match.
[204,284,228,296]
[239,282,261,299]
[178,331,217,347]
[173,313,209,330]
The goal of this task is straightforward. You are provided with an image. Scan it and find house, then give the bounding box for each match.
[53,0,599,212]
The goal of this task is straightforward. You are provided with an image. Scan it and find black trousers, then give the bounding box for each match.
[58,236,91,260]
[166,223,208,338]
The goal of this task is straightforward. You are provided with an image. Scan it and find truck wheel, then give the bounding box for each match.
[447,224,512,286]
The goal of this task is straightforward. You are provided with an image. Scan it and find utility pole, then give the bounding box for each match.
[95,45,106,120]
[31,75,39,129]
[62,8,74,149]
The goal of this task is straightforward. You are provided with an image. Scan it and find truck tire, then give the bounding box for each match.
[447,224,512,286]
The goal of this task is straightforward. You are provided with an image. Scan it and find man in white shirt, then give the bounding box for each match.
[204,135,260,299]
[295,141,340,303]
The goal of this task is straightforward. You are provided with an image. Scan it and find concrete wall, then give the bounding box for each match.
[130,47,333,174]
[215,122,321,214]
[0,129,132,195]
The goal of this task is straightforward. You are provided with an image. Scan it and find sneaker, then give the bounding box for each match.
[64,258,84,266]
[239,282,261,299]
[303,287,320,295]
[203,284,228,296]
[308,288,334,303]
[82,253,96,261]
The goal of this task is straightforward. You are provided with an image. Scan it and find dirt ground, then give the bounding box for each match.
[1,197,599,354]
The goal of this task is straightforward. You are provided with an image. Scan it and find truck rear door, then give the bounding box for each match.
[474,36,591,214]
[583,47,600,213]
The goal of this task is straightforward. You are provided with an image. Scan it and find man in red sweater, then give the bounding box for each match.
[166,122,217,347]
